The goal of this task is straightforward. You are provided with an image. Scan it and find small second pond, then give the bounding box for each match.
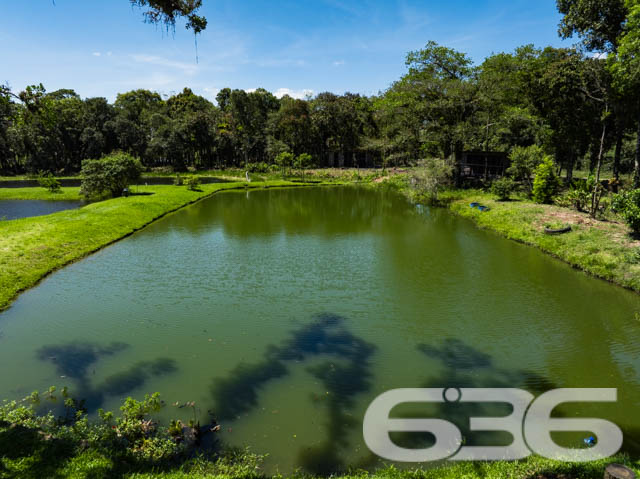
[0,199,84,220]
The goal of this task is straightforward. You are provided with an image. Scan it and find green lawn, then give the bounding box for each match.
[2,431,637,479]
[0,187,82,201]
[443,190,640,292]
[0,181,316,312]
[124,456,640,479]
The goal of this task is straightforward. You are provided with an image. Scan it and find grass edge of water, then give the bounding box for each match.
[0,180,333,313]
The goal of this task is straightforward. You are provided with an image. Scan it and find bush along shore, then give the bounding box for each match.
[0,179,329,313]
[1,388,638,479]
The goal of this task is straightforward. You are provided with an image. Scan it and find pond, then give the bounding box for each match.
[0,199,84,220]
[0,186,639,473]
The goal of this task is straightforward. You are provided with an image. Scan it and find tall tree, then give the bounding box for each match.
[610,0,640,185]
[557,0,636,182]
[557,0,628,52]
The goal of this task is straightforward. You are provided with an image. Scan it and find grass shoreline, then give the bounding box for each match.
[436,189,640,294]
[0,180,328,312]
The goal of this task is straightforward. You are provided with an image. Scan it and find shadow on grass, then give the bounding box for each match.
[0,421,76,478]
[128,191,155,196]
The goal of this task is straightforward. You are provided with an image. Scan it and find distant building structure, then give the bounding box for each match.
[456,151,509,181]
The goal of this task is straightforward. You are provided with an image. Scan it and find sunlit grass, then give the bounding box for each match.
[0,187,82,201]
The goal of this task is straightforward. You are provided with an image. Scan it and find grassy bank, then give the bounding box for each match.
[2,425,637,479]
[0,180,319,312]
[127,456,640,479]
[441,190,640,292]
[2,413,638,479]
[0,187,82,201]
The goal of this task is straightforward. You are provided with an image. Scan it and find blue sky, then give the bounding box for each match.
[1,0,572,103]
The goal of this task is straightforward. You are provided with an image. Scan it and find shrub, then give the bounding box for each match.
[532,156,560,204]
[506,145,546,193]
[558,176,608,217]
[185,176,201,191]
[275,152,294,177]
[491,177,516,200]
[173,174,184,186]
[411,158,454,205]
[559,189,590,212]
[612,189,640,235]
[246,162,270,173]
[80,152,143,199]
[294,153,314,179]
[37,172,61,193]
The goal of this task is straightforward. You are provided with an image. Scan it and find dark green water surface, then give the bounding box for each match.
[1,186,639,473]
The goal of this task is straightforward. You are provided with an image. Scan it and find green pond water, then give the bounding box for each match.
[1,186,639,473]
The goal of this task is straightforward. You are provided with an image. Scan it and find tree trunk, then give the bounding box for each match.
[591,113,607,217]
[589,143,598,173]
[613,124,623,183]
[566,155,574,184]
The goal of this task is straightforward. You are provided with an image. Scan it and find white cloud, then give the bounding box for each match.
[92,52,101,57]
[130,54,199,75]
[333,60,345,67]
[592,52,608,59]
[273,88,314,99]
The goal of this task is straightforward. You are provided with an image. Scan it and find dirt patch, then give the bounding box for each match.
[535,205,640,247]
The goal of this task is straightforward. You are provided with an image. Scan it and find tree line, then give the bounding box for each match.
[1,0,638,183]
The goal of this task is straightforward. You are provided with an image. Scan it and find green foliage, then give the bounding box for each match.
[613,188,640,234]
[557,188,590,211]
[0,39,632,180]
[80,152,143,199]
[491,177,516,200]
[506,145,546,192]
[294,153,314,179]
[410,158,454,205]
[174,173,184,186]
[0,386,638,479]
[557,176,609,217]
[37,172,61,193]
[557,0,628,52]
[185,175,201,191]
[275,151,295,177]
[532,156,560,204]
[246,162,270,173]
[130,0,207,33]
